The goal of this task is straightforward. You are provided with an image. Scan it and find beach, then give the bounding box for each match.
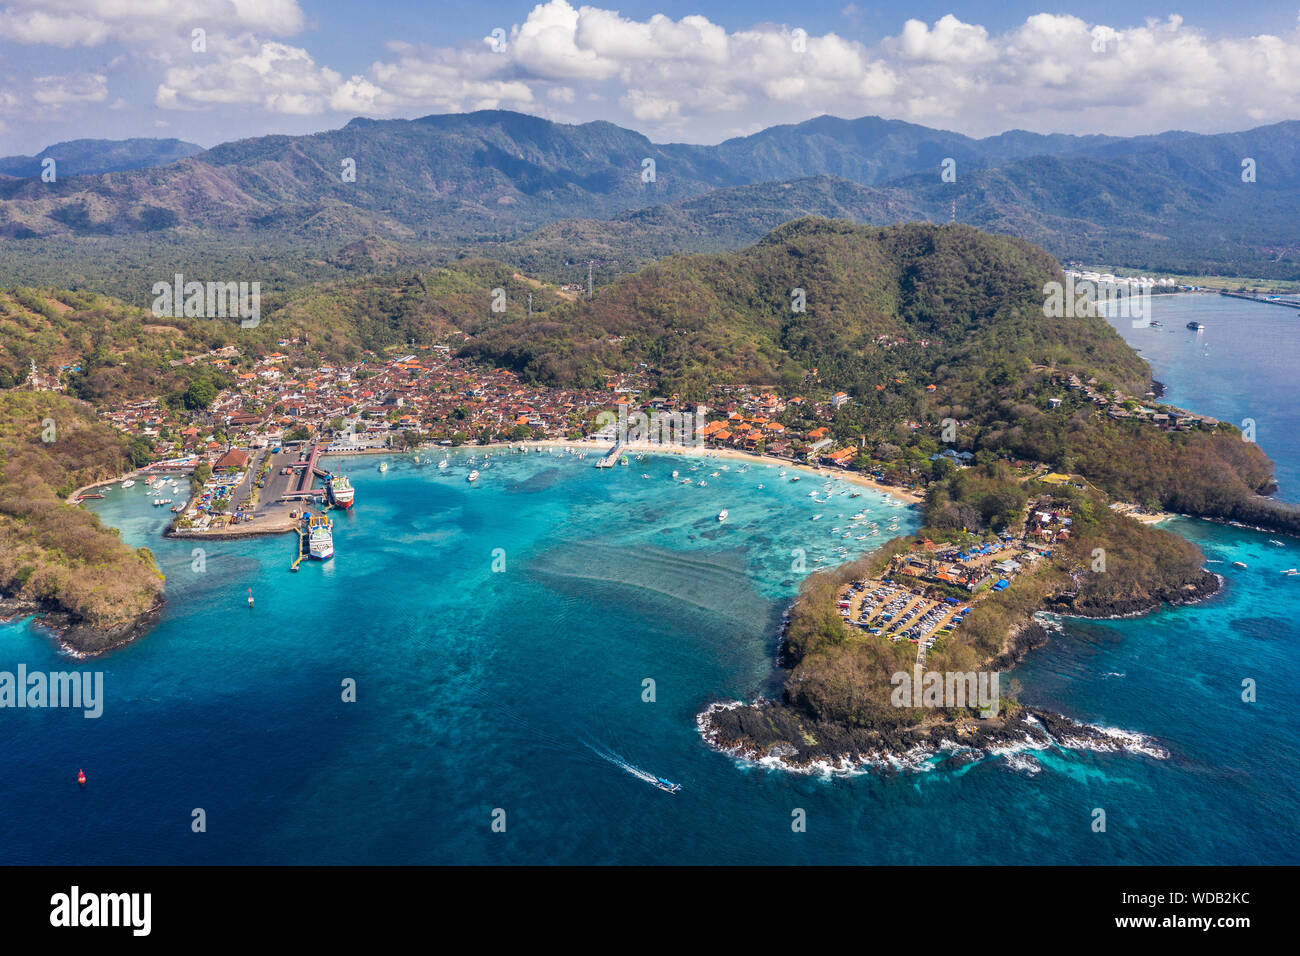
[361,437,927,506]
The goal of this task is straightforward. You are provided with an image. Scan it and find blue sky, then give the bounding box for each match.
[2,1,1299,154]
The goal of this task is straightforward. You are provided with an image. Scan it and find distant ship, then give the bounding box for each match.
[1187,321,1206,330]
[467,469,479,483]
[308,515,334,560]
[327,473,354,509]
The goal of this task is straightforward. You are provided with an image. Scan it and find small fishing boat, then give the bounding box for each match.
[1283,568,1298,575]
[653,777,682,794]
[438,458,449,470]
[1270,540,1285,547]
[467,470,479,483]
[121,479,136,489]
[1232,561,1248,569]
[717,510,728,522]
[672,470,679,478]
[378,461,388,472]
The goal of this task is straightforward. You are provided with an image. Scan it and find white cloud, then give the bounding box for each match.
[0,0,305,48]
[32,72,108,106]
[333,3,1300,139]
[158,40,340,114]
[6,2,1300,142]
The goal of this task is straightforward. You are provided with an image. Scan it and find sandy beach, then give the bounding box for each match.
[354,437,926,506]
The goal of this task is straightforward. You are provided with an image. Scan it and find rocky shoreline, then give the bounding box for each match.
[700,561,1220,775]
[0,595,165,658]
[1047,568,1223,620]
[696,698,1169,775]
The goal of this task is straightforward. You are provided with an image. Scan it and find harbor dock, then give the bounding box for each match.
[1219,290,1300,310]
[290,520,309,571]
[595,441,625,468]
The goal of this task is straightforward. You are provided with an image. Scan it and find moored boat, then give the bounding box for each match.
[308,515,334,560]
[327,473,355,509]
[717,509,728,522]
[467,469,480,483]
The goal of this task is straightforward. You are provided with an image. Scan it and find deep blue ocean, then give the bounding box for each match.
[1,293,1297,865]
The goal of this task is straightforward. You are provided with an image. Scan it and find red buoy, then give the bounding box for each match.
[77,769,86,786]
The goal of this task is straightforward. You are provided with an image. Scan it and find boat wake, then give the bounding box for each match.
[583,742,680,792]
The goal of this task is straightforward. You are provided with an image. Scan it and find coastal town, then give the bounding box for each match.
[24,308,1228,546]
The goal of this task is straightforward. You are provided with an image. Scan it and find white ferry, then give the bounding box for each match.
[308,515,334,560]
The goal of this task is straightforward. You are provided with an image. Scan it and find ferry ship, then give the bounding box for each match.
[308,515,335,560]
[327,473,355,510]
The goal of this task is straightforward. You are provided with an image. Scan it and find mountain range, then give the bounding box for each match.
[0,137,202,179]
[1,111,1298,299]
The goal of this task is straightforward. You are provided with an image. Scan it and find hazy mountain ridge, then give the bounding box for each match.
[1,111,1298,286]
[0,137,203,179]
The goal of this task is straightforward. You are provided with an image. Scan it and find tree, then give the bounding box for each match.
[183,378,217,410]
[931,456,956,482]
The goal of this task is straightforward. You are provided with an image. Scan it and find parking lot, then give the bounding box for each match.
[836,578,970,651]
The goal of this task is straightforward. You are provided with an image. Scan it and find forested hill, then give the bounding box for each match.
[465,217,1149,400]
[465,217,1289,531]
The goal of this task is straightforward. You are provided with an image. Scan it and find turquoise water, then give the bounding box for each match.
[1,292,1297,864]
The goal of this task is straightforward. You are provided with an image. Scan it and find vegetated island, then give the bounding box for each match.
[699,465,1217,772]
